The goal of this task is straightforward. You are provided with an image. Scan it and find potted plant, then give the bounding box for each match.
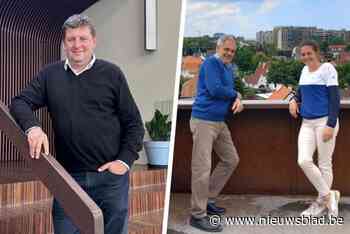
[144,109,172,168]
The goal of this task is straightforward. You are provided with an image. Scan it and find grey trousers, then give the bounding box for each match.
[190,117,239,218]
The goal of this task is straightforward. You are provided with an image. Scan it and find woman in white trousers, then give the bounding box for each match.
[289,41,340,217]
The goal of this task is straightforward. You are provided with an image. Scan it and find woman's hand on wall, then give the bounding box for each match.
[289,99,299,118]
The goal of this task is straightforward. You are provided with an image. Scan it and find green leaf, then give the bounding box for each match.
[145,109,172,141]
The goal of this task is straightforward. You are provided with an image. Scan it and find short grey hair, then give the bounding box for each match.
[217,35,236,47]
[62,14,96,39]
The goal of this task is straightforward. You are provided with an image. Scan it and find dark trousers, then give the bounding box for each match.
[52,170,129,234]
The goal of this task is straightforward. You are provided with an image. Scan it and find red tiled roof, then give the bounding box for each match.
[182,56,203,74]
[328,45,346,50]
[243,63,269,85]
[339,52,350,64]
[180,77,198,98]
[244,74,260,85]
[268,85,292,100]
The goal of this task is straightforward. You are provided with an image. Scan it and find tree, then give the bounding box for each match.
[261,43,278,57]
[234,74,245,96]
[311,35,346,53]
[266,60,304,87]
[328,36,345,45]
[320,41,329,54]
[336,63,350,89]
[346,44,350,52]
[182,36,216,55]
[234,45,258,74]
[234,74,256,99]
[251,52,269,70]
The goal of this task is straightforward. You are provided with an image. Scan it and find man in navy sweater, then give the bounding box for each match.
[10,14,144,234]
[190,35,243,232]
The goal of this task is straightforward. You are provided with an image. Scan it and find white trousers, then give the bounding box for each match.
[298,117,339,197]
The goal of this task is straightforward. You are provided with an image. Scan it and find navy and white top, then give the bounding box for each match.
[296,62,340,128]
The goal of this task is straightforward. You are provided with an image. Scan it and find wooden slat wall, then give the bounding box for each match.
[0,0,61,162]
[0,181,52,208]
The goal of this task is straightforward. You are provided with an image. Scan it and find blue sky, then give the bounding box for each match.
[185,0,349,39]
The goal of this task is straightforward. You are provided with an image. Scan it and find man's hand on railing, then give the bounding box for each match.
[0,101,104,234]
[232,98,244,114]
[27,127,49,159]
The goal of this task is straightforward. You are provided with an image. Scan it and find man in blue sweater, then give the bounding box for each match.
[190,35,243,232]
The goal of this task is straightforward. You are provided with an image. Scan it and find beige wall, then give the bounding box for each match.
[83,0,182,164]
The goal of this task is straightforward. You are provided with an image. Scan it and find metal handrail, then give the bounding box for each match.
[0,101,104,234]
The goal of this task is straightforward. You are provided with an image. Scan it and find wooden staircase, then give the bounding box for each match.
[0,162,166,234]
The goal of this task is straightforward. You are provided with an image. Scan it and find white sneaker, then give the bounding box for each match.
[328,190,340,218]
[301,198,327,216]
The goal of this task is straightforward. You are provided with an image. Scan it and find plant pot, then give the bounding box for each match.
[144,141,169,168]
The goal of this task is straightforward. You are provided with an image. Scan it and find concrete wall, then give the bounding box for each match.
[83,0,182,164]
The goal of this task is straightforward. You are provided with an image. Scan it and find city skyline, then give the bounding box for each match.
[185,0,350,39]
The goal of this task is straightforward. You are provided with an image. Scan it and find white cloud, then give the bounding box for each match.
[184,0,279,38]
[257,0,281,14]
[185,1,249,37]
[187,2,240,20]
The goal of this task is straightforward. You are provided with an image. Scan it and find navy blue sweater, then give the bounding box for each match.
[10,59,145,172]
